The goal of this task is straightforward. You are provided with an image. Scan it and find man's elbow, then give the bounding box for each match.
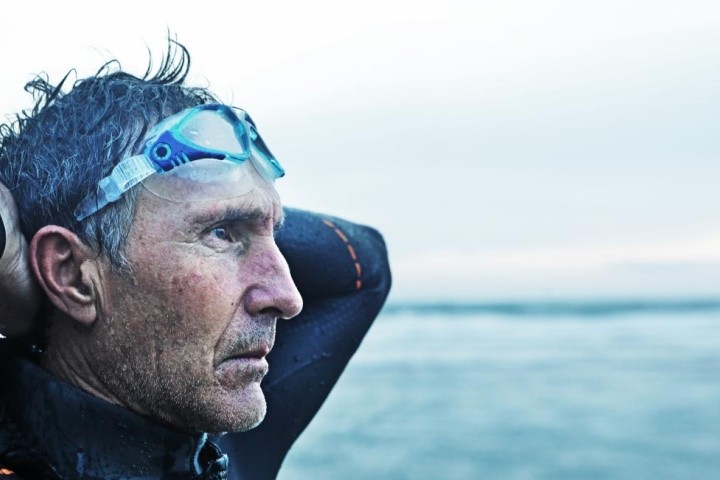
[355,224,392,300]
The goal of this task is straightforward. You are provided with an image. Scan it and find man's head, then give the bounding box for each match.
[0,42,303,433]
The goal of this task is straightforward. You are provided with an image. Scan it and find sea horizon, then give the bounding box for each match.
[383,296,720,317]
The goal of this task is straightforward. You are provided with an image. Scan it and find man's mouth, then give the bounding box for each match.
[233,345,270,360]
[215,344,272,389]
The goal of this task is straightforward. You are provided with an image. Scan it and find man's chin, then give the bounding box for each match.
[204,383,268,434]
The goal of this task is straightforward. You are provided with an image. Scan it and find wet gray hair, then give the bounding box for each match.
[0,41,219,271]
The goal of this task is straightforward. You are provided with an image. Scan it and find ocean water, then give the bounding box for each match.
[279,306,720,480]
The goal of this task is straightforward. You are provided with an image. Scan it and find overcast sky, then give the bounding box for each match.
[1,0,719,302]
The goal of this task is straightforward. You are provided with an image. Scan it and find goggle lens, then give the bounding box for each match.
[180,109,248,156]
[142,158,256,203]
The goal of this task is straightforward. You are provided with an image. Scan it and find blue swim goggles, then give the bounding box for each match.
[74,104,285,221]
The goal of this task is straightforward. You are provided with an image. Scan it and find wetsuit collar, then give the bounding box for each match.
[0,349,228,478]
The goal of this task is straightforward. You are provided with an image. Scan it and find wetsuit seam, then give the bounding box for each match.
[321,218,363,291]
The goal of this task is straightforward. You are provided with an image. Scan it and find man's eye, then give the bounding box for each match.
[210,227,229,241]
[202,224,248,252]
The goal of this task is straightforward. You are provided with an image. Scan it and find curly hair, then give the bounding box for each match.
[0,40,219,271]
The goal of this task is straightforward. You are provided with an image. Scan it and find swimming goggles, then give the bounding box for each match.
[74,104,284,221]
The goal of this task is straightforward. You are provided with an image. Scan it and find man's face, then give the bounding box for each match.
[91,170,303,434]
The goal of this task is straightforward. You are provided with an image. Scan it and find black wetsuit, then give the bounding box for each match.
[0,209,392,479]
[221,208,392,479]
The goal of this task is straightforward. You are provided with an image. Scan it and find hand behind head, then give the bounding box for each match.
[0,181,40,337]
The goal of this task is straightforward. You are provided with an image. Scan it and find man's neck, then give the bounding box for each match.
[43,316,126,409]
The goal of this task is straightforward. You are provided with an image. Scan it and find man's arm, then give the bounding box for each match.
[219,208,392,480]
[0,183,39,337]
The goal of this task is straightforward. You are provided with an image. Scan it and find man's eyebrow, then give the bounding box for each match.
[189,206,284,230]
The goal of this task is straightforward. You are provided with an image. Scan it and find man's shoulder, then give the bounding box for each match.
[0,345,60,480]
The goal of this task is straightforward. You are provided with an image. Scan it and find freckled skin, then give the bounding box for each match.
[69,174,303,434]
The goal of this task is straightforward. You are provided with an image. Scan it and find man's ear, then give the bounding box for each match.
[29,226,102,326]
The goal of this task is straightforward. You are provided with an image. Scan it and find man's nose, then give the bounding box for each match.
[244,241,303,320]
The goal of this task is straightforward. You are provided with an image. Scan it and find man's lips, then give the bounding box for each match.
[230,345,270,360]
[215,344,272,389]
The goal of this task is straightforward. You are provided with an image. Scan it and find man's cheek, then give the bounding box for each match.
[166,272,212,309]
[166,268,237,316]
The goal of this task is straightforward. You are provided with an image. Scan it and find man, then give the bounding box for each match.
[0,43,391,479]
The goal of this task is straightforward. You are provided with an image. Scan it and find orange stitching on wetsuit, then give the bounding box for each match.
[322,218,363,291]
[334,229,349,243]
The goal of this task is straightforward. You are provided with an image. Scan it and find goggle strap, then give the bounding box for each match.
[74,155,156,221]
[110,155,158,190]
